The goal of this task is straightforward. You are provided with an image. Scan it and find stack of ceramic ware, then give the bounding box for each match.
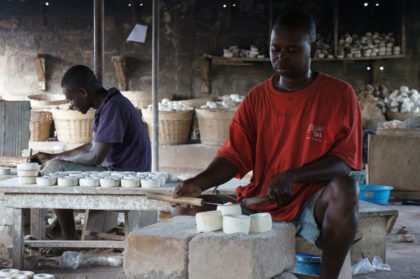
[17,163,39,185]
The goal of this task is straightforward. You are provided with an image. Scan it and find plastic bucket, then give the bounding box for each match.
[292,254,321,276]
[359,185,394,205]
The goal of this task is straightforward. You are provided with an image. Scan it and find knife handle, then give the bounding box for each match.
[241,195,271,207]
[146,192,204,207]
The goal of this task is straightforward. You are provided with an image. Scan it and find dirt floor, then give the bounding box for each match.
[0,204,419,279]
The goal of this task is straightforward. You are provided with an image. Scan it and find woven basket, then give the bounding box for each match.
[121,91,152,109]
[386,111,420,121]
[27,94,68,109]
[141,109,194,145]
[52,109,94,144]
[196,108,236,145]
[29,110,52,141]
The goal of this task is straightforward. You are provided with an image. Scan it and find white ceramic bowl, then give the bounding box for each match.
[36,177,57,186]
[57,177,78,187]
[18,176,37,185]
[34,274,55,279]
[16,163,39,171]
[100,178,120,188]
[15,271,34,279]
[0,167,11,175]
[79,177,100,187]
[121,178,141,188]
[141,178,160,188]
[17,170,39,177]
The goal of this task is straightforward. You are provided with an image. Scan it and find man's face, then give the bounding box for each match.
[63,86,90,114]
[269,25,314,79]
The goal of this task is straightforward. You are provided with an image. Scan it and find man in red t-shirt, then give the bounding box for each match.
[173,9,362,279]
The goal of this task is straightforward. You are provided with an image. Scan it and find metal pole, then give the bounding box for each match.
[94,0,104,85]
[152,0,160,171]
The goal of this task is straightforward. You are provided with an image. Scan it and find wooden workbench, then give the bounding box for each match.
[0,176,398,269]
[0,177,175,269]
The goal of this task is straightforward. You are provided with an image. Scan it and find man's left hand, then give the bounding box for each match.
[267,171,296,207]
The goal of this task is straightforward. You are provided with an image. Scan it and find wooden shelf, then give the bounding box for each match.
[200,0,406,93]
[204,54,405,65]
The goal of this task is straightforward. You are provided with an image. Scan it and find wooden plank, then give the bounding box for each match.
[0,178,176,194]
[12,209,24,269]
[200,56,210,94]
[4,193,172,211]
[376,128,420,136]
[368,134,420,191]
[0,101,31,156]
[111,56,126,91]
[390,190,420,199]
[25,240,125,249]
[85,231,125,241]
[33,55,46,91]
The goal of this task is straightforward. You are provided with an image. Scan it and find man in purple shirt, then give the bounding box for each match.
[30,65,151,240]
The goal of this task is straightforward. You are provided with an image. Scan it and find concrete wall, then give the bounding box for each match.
[0,0,419,100]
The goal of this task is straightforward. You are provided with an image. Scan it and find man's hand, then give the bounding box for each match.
[173,178,202,198]
[267,171,296,207]
[28,152,56,165]
[172,178,203,208]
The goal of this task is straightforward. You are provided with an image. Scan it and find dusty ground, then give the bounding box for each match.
[0,204,419,279]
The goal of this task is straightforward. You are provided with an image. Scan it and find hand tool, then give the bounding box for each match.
[145,192,271,207]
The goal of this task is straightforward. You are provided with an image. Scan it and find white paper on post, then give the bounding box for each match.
[127,23,148,43]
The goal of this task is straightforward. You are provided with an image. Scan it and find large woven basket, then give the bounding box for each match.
[27,94,68,109]
[121,91,152,109]
[52,109,94,144]
[196,108,236,145]
[141,109,194,145]
[29,110,52,141]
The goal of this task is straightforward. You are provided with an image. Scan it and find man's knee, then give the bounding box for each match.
[329,175,359,209]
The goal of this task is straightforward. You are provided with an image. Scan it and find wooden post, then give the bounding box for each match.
[333,0,338,57]
[12,209,24,269]
[152,0,160,172]
[94,0,104,85]
[112,56,127,91]
[200,56,210,94]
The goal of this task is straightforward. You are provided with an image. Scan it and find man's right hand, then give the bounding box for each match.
[172,178,202,198]
[28,152,56,165]
[172,178,203,208]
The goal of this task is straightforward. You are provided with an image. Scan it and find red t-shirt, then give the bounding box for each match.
[216,73,362,221]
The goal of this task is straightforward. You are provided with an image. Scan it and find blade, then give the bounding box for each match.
[203,201,223,206]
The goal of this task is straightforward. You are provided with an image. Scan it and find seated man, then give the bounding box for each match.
[30,65,151,240]
[172,9,362,279]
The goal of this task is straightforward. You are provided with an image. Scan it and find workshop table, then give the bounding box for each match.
[0,177,176,269]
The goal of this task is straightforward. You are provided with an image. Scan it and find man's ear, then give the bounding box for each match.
[79,88,88,98]
[310,42,318,59]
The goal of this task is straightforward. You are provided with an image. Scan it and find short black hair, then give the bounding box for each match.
[61,65,99,89]
[273,9,316,43]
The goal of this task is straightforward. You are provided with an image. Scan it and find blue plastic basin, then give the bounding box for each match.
[291,254,321,276]
[359,185,394,205]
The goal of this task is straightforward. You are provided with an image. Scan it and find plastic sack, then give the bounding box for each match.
[59,251,109,269]
[59,251,86,269]
[352,256,391,275]
[372,256,391,271]
[351,258,376,275]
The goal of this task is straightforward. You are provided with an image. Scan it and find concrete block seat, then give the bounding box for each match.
[124,216,296,279]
